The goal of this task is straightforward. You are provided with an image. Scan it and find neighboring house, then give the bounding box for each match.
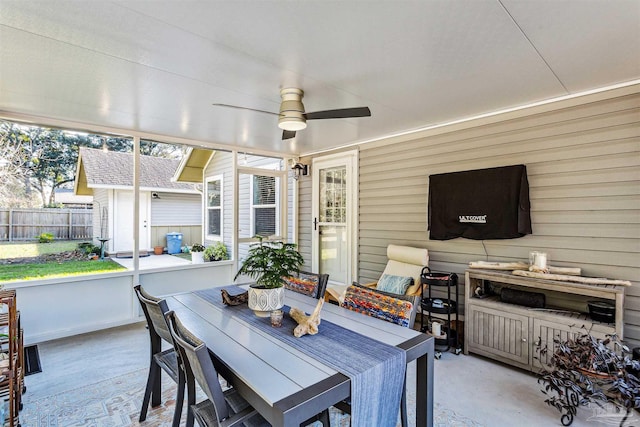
[53,188,93,209]
[74,147,202,254]
[174,149,295,262]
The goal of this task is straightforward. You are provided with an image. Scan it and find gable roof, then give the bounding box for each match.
[75,147,199,195]
[173,147,214,183]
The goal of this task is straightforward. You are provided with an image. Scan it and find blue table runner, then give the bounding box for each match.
[195,286,406,427]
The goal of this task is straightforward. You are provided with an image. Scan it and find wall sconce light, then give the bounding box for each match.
[292,163,308,180]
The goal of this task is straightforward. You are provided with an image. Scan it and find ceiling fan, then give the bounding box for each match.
[213,88,371,140]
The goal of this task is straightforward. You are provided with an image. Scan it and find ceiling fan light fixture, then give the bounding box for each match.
[278,116,307,131]
[278,88,307,131]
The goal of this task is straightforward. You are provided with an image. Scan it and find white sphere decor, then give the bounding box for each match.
[248,285,285,317]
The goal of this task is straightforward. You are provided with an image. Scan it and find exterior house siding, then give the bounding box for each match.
[149,192,202,248]
[204,151,234,257]
[91,188,109,248]
[300,84,640,345]
[150,193,201,226]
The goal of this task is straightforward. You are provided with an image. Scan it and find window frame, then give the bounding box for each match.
[205,174,223,240]
[250,174,280,237]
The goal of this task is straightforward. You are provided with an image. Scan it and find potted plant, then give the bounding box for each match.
[190,243,206,264]
[234,236,304,316]
[204,241,229,262]
[538,328,640,426]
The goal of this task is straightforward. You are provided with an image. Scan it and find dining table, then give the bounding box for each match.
[166,285,435,427]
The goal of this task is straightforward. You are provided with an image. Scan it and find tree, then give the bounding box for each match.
[0,120,184,208]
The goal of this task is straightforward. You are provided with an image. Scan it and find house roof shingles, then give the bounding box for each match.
[78,147,195,191]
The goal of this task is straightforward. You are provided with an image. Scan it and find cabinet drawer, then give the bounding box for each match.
[467,304,529,366]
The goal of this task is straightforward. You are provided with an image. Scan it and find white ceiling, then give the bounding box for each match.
[1,0,639,156]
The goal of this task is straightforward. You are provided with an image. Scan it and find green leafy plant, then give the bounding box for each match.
[37,232,54,243]
[538,328,640,426]
[204,241,229,262]
[191,243,205,252]
[77,242,100,255]
[234,236,303,289]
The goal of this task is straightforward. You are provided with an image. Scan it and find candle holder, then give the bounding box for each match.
[529,251,548,270]
[270,309,283,328]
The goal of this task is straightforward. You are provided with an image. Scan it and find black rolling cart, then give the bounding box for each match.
[420,267,462,358]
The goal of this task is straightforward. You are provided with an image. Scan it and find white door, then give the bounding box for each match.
[114,191,150,252]
[312,151,358,285]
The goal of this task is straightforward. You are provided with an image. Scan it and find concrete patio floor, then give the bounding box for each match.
[111,253,192,269]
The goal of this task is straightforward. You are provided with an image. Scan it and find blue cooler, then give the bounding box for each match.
[166,232,183,254]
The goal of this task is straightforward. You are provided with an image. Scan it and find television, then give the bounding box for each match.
[428,164,532,240]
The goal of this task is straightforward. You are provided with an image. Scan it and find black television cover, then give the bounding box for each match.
[428,164,532,240]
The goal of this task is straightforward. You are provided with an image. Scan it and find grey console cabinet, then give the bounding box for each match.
[464,269,624,372]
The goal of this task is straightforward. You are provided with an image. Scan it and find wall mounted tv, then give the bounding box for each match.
[428,164,532,240]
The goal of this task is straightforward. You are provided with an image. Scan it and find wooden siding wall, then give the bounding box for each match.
[151,225,202,248]
[300,85,640,345]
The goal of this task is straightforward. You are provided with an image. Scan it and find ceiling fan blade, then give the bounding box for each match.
[212,103,279,116]
[305,107,371,120]
[282,130,297,140]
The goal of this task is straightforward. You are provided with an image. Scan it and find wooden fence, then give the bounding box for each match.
[0,208,93,241]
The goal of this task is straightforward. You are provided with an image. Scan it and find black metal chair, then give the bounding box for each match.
[165,310,271,427]
[135,285,191,427]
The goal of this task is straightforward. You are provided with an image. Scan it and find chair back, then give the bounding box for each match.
[341,283,419,328]
[134,285,173,344]
[165,310,231,422]
[282,271,329,299]
[380,245,429,296]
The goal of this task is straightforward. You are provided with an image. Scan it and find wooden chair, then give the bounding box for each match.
[135,285,191,427]
[165,310,270,427]
[282,271,329,299]
[336,283,420,427]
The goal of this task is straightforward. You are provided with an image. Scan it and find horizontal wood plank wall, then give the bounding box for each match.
[353,85,640,345]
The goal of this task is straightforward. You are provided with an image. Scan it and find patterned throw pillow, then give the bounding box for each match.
[342,283,415,327]
[376,274,413,295]
[282,273,320,298]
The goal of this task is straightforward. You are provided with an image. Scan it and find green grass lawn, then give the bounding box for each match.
[0,240,125,281]
[0,241,83,259]
[0,259,126,282]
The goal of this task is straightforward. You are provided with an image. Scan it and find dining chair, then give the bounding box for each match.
[282,271,329,299]
[165,310,271,427]
[135,285,190,427]
[337,283,420,427]
[165,310,331,427]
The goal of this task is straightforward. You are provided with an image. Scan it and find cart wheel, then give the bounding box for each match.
[454,348,462,355]
[435,351,442,360]
[22,385,26,393]
[19,402,23,410]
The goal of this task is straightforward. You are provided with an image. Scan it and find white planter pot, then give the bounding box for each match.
[191,252,205,264]
[248,285,285,317]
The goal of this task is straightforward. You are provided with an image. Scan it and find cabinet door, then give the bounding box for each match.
[467,304,529,366]
[532,318,610,370]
